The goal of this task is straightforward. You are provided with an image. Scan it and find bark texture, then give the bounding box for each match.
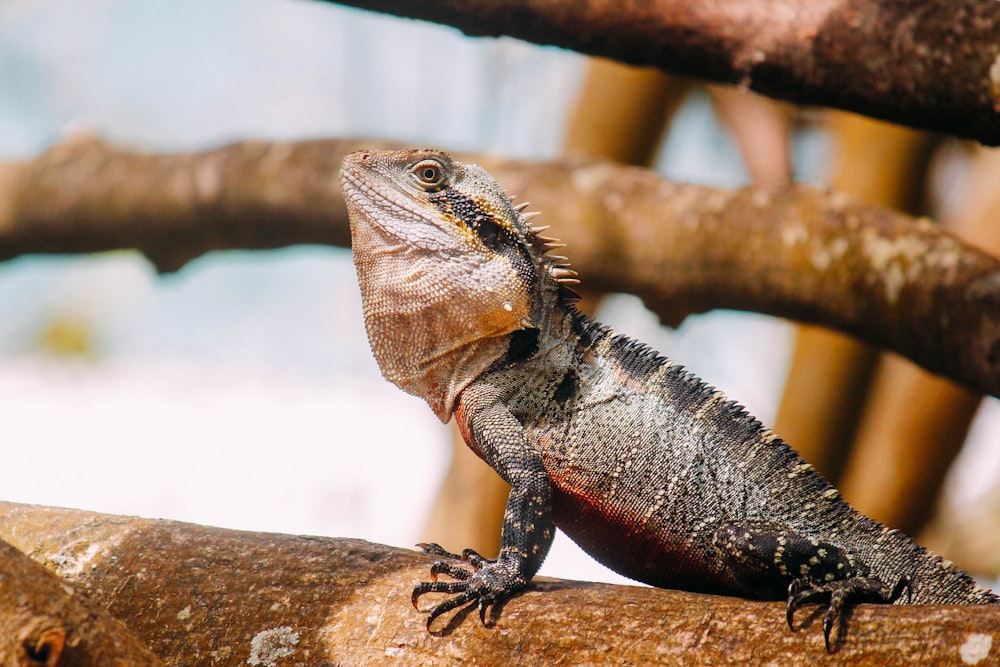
[0,536,164,666]
[0,502,996,665]
[329,0,1000,145]
[0,135,363,273]
[4,136,1000,398]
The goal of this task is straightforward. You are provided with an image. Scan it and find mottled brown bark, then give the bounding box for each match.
[3,136,1000,399]
[0,535,164,666]
[0,502,997,665]
[0,135,362,273]
[774,115,937,483]
[328,0,1000,145]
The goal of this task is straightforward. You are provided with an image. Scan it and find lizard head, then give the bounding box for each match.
[341,148,553,421]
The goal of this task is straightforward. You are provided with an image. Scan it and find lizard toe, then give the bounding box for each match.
[461,548,494,570]
[412,579,469,609]
[416,542,463,560]
[786,575,894,653]
[429,560,474,582]
[426,589,478,629]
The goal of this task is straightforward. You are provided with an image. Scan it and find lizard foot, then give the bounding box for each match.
[412,544,524,630]
[786,574,911,652]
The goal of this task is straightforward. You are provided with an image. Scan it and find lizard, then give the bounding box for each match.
[339,148,998,651]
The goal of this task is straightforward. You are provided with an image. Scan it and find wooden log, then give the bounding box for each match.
[0,534,164,665]
[0,501,996,665]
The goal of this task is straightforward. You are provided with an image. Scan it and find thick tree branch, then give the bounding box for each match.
[329,0,1000,145]
[0,536,164,665]
[2,136,1000,399]
[0,502,996,665]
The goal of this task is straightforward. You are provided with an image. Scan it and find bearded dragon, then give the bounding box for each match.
[340,148,997,651]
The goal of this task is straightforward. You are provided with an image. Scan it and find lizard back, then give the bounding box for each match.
[341,148,997,647]
[485,309,996,604]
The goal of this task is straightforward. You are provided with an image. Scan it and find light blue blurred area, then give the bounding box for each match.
[0,247,370,374]
[0,0,585,156]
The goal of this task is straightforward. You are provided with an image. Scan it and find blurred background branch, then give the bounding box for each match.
[3,135,1000,401]
[330,0,1000,145]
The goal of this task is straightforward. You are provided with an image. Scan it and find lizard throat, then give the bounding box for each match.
[356,269,519,421]
[347,198,531,422]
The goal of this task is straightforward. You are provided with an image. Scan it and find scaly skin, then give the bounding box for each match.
[340,148,997,651]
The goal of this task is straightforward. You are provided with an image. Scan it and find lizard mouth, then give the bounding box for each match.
[341,167,414,227]
[341,166,457,252]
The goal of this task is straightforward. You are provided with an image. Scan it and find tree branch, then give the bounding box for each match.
[2,136,1000,398]
[0,534,164,665]
[327,0,1000,145]
[0,501,996,665]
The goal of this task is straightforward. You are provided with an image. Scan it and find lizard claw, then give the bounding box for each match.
[478,598,491,626]
[890,574,913,604]
[786,575,895,653]
[412,547,522,631]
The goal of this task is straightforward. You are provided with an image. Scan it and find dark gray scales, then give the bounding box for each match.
[420,309,997,649]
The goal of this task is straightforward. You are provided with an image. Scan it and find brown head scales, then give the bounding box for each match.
[340,149,570,421]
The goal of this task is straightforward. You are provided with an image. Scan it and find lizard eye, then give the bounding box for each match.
[410,159,446,191]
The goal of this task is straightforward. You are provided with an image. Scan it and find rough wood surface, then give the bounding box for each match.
[0,501,995,665]
[328,0,1000,145]
[0,535,164,666]
[7,136,1000,399]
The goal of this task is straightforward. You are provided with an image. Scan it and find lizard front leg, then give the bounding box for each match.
[412,385,555,629]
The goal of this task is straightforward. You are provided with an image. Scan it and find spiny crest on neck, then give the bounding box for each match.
[511,197,581,305]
